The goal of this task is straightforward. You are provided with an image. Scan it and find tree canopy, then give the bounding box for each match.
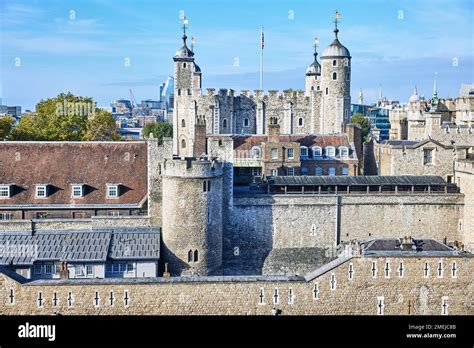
[143,121,173,145]
[0,116,16,140]
[350,113,371,142]
[10,93,119,141]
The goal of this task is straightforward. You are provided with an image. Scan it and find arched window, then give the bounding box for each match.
[332,72,337,80]
[328,167,336,176]
[183,63,187,68]
[339,146,349,158]
[311,86,314,91]
[181,139,186,149]
[251,146,261,159]
[194,250,199,262]
[332,60,337,67]
[243,118,249,127]
[325,146,335,157]
[298,117,304,127]
[312,146,322,157]
[188,250,193,262]
[181,119,186,127]
[223,119,227,129]
[300,146,308,157]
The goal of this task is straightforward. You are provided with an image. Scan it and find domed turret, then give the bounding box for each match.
[305,37,322,95]
[409,85,420,103]
[320,11,352,133]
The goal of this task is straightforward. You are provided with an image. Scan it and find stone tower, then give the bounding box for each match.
[173,18,202,157]
[320,12,351,134]
[161,158,224,276]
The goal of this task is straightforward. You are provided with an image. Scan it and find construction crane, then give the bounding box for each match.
[129,89,137,114]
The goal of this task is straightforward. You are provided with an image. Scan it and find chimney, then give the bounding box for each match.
[163,262,171,278]
[268,117,280,143]
[400,236,413,251]
[59,261,69,279]
[194,115,207,157]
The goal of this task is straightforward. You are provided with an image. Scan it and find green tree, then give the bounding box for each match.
[10,92,118,141]
[143,121,173,145]
[0,116,15,140]
[350,113,371,142]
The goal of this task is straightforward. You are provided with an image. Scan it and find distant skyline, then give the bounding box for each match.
[1,0,473,110]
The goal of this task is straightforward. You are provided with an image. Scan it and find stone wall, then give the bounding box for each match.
[1,255,472,315]
[455,159,474,251]
[224,193,464,274]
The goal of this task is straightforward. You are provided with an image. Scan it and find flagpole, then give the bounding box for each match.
[260,26,263,90]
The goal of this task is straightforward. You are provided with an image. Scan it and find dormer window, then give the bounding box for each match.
[312,146,322,157]
[107,184,120,199]
[0,185,11,198]
[300,146,308,157]
[35,185,48,199]
[71,184,84,198]
[339,146,349,158]
[325,146,336,157]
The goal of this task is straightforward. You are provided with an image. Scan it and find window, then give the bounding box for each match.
[325,87,329,95]
[119,263,126,272]
[423,149,433,165]
[315,167,323,176]
[188,250,193,262]
[76,265,84,277]
[243,118,249,127]
[207,180,211,192]
[342,166,349,176]
[188,250,199,263]
[332,72,337,80]
[203,181,207,192]
[298,117,304,127]
[107,184,119,198]
[271,148,278,159]
[251,168,262,176]
[178,89,181,96]
[271,169,278,177]
[35,212,47,219]
[187,89,191,96]
[332,60,337,67]
[194,250,199,262]
[251,146,261,159]
[301,167,308,175]
[325,147,335,157]
[0,213,12,220]
[181,139,186,149]
[86,265,93,276]
[112,263,120,273]
[312,146,322,157]
[339,146,349,158]
[287,148,294,159]
[127,263,134,272]
[181,119,186,127]
[106,264,113,273]
[108,211,120,217]
[45,264,53,275]
[286,167,295,176]
[223,119,227,129]
[0,185,10,198]
[328,167,336,176]
[72,185,83,198]
[35,185,48,198]
[300,146,308,157]
[183,63,186,68]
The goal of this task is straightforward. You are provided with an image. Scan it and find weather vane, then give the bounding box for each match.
[182,16,189,35]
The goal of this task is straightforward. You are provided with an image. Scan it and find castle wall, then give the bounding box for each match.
[224,193,464,273]
[2,255,472,315]
[455,160,474,251]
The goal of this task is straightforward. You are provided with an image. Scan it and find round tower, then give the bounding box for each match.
[162,158,224,276]
[320,11,351,134]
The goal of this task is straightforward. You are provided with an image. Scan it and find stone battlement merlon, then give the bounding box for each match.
[163,157,224,178]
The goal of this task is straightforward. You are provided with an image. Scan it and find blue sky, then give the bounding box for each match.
[1,0,473,110]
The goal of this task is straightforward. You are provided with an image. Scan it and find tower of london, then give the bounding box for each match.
[172,18,352,157]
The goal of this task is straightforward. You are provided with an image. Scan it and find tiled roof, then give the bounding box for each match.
[0,227,160,265]
[0,142,148,206]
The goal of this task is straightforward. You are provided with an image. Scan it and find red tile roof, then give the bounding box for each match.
[0,142,147,206]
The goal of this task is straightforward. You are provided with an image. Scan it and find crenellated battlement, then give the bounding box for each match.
[163,157,224,178]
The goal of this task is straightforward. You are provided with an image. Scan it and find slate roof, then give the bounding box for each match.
[0,227,160,265]
[268,175,448,186]
[0,142,148,207]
